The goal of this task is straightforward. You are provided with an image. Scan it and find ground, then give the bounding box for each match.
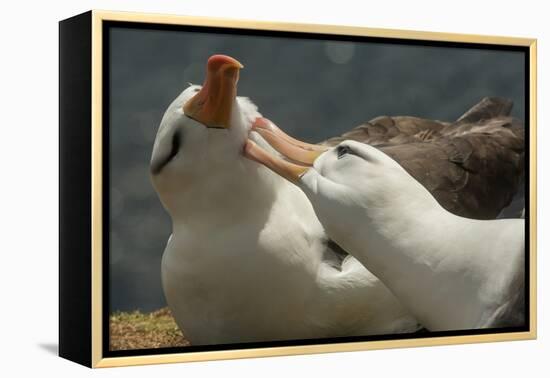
[109,307,189,350]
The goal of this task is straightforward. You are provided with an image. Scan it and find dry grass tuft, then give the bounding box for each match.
[109,307,190,351]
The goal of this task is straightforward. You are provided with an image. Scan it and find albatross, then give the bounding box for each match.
[151,55,418,344]
[245,127,525,331]
[150,54,524,344]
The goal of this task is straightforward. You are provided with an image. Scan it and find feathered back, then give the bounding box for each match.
[321,97,524,219]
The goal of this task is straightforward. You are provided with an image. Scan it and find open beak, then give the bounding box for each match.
[183,54,243,129]
[252,118,328,164]
[243,118,329,183]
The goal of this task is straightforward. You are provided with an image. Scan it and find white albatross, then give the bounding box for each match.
[245,132,526,331]
[150,55,419,345]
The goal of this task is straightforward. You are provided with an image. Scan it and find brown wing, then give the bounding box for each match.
[321,115,450,147]
[321,97,524,220]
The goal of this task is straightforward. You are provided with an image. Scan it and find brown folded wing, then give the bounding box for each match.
[321,97,525,219]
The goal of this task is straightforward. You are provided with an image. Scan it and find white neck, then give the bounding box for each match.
[171,159,281,231]
[340,179,524,331]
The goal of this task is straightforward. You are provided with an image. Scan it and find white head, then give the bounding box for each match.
[150,55,262,221]
[243,120,437,241]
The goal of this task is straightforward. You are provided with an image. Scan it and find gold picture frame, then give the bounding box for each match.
[59,9,537,368]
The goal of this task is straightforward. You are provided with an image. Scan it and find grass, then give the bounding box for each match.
[109,307,190,351]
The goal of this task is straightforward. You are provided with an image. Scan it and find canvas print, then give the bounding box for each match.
[105,23,527,354]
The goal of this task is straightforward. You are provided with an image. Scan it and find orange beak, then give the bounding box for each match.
[244,118,329,183]
[183,54,244,129]
[251,117,328,165]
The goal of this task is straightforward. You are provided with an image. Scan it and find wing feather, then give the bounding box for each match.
[321,97,524,219]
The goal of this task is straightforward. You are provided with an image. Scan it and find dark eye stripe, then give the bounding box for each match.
[151,130,181,175]
[337,145,352,159]
[167,130,181,161]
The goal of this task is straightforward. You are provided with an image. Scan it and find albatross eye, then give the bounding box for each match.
[337,145,352,159]
[151,130,181,175]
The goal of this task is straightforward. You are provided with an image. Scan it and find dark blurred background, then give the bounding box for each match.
[108,26,525,312]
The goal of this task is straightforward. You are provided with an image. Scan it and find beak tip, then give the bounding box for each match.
[208,54,244,71]
[252,117,272,132]
[243,139,253,154]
